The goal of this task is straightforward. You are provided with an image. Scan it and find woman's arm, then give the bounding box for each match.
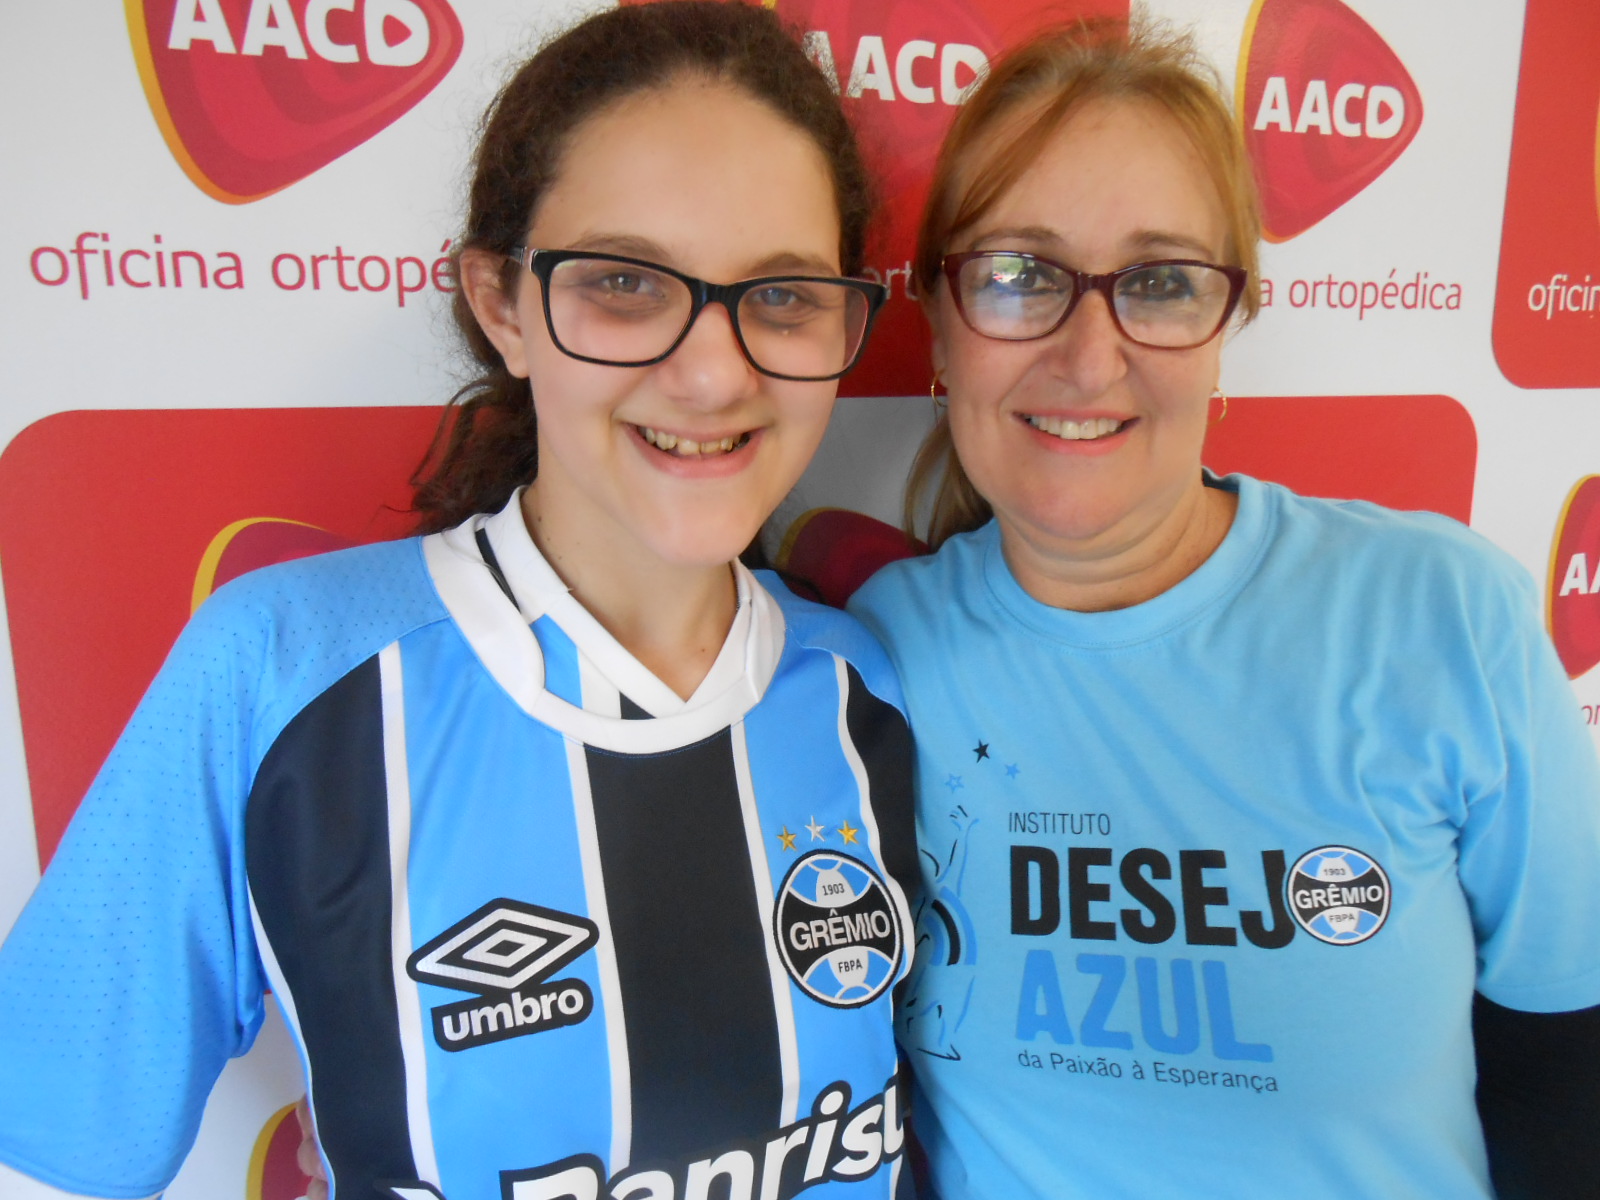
[1448,545,1600,1199]
[1474,994,1600,1200]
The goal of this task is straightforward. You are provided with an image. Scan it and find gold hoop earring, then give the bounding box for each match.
[1210,387,1228,425]
[930,373,947,413]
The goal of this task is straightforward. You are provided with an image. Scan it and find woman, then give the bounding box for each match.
[0,6,918,1199]
[850,18,1600,1200]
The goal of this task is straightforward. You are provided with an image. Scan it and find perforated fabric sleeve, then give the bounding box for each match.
[0,1158,150,1200]
[0,539,445,1197]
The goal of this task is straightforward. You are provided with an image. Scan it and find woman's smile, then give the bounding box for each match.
[1019,412,1135,452]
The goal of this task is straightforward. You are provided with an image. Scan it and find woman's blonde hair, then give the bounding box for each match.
[905,14,1262,548]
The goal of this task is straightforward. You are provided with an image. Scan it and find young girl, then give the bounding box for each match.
[0,6,916,1200]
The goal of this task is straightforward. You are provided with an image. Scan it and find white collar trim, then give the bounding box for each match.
[422,490,784,752]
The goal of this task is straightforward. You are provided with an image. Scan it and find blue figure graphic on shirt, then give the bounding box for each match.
[899,803,979,1059]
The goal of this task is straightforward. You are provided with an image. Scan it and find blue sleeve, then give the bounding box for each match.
[1457,561,1600,1012]
[0,586,272,1199]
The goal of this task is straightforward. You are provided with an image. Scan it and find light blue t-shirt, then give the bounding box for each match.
[851,474,1600,1200]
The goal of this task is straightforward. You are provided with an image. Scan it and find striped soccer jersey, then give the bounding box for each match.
[0,494,918,1200]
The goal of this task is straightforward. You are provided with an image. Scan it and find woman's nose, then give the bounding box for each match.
[1050,289,1130,395]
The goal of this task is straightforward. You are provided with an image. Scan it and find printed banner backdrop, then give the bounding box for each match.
[0,0,1597,1195]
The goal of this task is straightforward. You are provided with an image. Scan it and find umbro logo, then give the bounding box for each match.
[407,899,598,1051]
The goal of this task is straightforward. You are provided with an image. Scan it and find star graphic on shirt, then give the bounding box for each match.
[777,827,797,851]
[1005,763,1021,779]
[945,774,964,792]
[838,820,861,845]
[974,741,990,761]
[805,816,828,841]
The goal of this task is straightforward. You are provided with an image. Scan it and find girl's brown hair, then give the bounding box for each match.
[412,0,874,533]
[905,15,1262,548]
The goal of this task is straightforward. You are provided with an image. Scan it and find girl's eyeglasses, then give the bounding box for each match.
[510,247,888,382]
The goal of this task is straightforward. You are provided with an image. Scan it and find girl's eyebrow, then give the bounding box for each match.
[745,252,840,276]
[550,235,838,278]
[563,233,672,260]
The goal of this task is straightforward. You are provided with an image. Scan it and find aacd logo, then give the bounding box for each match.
[127,0,464,203]
[1549,476,1600,680]
[1236,0,1422,241]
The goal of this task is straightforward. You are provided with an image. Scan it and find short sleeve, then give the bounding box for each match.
[1457,566,1600,1013]
[0,591,271,1198]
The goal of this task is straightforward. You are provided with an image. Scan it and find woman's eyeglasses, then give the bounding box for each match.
[942,251,1247,350]
[509,247,888,382]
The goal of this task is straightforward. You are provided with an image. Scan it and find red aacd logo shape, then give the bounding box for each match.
[779,0,1128,396]
[127,0,463,203]
[1549,476,1600,680]
[1237,0,1422,242]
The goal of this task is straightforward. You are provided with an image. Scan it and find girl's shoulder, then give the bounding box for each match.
[199,535,440,624]
[755,568,904,712]
[183,536,451,730]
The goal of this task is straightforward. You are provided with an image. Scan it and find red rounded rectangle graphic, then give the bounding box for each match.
[0,407,443,865]
[1492,0,1600,389]
[0,396,1477,866]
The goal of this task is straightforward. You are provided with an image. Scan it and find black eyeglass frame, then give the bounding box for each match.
[508,246,889,382]
[940,251,1249,351]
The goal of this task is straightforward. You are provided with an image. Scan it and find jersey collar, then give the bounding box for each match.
[422,491,785,753]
